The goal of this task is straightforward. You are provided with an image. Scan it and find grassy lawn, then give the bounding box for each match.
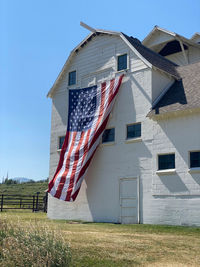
[1,211,200,266]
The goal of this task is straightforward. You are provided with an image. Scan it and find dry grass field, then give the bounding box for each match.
[1,211,200,266]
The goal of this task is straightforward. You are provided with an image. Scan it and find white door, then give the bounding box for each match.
[119,178,138,224]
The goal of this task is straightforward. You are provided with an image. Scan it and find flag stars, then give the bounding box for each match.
[68,86,97,132]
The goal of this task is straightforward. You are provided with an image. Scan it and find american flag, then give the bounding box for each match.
[48,75,124,201]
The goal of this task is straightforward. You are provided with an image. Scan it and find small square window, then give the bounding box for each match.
[190,151,200,168]
[127,123,141,139]
[117,54,127,71]
[59,136,65,150]
[158,154,175,170]
[68,71,76,86]
[102,128,115,143]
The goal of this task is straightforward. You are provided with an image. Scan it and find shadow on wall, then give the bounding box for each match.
[53,92,68,126]
[154,80,187,115]
[84,142,151,223]
[83,72,153,223]
[159,174,189,194]
[129,71,152,105]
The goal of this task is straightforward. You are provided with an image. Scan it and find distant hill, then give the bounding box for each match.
[0,181,48,195]
[12,177,32,183]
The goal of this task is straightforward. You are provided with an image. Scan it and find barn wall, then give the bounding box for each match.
[145,113,200,226]
[47,33,153,222]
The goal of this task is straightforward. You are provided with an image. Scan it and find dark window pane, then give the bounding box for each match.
[117,54,127,71]
[127,123,141,139]
[190,152,200,168]
[68,71,76,86]
[59,136,65,149]
[102,128,115,143]
[158,154,175,170]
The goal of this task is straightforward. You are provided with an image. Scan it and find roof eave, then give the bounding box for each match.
[148,107,200,120]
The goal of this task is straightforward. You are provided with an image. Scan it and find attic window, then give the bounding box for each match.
[68,71,76,86]
[117,54,127,71]
[159,40,188,56]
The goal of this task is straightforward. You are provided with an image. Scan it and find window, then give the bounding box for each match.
[127,123,141,139]
[158,154,175,170]
[102,128,115,143]
[68,71,76,86]
[117,54,127,71]
[190,151,200,168]
[58,136,65,150]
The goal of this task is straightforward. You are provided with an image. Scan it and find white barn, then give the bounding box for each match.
[47,25,200,226]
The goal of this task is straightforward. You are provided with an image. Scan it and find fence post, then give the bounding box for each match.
[20,198,22,208]
[1,194,3,212]
[32,195,35,212]
[36,192,40,211]
[43,192,48,213]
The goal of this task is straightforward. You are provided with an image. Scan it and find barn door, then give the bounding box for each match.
[119,178,139,224]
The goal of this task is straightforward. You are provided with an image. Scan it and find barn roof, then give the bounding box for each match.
[148,61,200,117]
[191,32,200,43]
[122,33,179,79]
[47,27,180,98]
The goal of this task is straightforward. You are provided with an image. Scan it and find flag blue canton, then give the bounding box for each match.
[68,85,97,132]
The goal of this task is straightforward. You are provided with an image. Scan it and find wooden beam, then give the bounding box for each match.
[80,22,96,32]
[178,39,188,64]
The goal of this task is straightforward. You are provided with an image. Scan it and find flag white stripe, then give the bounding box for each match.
[60,131,87,200]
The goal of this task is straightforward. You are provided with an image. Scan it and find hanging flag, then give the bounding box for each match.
[48,75,124,201]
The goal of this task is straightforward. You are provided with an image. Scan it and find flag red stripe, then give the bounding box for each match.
[65,132,85,201]
[48,132,69,193]
[71,146,98,201]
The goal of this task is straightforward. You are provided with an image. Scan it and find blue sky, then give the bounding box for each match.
[0,0,199,181]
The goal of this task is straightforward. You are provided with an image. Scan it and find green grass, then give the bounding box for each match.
[1,211,200,266]
[0,181,48,195]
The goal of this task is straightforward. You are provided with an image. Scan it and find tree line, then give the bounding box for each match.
[1,178,49,185]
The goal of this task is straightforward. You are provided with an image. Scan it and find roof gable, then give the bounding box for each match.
[143,26,200,49]
[143,27,175,47]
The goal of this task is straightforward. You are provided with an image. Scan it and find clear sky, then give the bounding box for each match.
[0,0,199,181]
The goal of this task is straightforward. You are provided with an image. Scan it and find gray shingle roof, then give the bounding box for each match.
[148,61,200,117]
[122,33,180,79]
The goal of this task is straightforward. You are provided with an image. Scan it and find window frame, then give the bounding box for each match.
[68,70,77,86]
[117,53,128,72]
[58,136,65,151]
[157,153,176,171]
[189,150,200,169]
[101,127,115,145]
